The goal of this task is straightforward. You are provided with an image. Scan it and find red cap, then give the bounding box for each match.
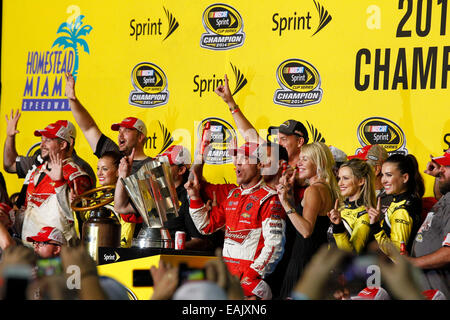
[347,145,371,160]
[34,120,76,143]
[26,226,66,245]
[352,287,390,300]
[111,117,147,136]
[422,289,447,300]
[230,142,260,159]
[432,152,450,166]
[157,145,191,166]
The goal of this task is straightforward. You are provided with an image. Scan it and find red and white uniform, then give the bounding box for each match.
[22,158,92,246]
[189,179,286,299]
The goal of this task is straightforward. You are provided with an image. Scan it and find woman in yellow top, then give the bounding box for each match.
[327,158,377,254]
[368,154,424,255]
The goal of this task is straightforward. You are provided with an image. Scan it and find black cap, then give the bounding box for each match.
[271,120,309,143]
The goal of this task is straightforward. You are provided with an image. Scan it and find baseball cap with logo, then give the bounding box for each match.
[157,145,192,166]
[269,120,309,143]
[348,144,388,165]
[26,226,66,245]
[34,120,76,144]
[432,152,450,166]
[230,142,260,159]
[111,117,147,136]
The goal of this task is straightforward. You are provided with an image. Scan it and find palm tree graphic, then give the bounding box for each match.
[52,15,93,81]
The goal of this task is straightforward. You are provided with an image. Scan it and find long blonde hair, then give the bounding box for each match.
[340,158,377,208]
[300,142,340,204]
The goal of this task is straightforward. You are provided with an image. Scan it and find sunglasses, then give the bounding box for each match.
[33,241,61,247]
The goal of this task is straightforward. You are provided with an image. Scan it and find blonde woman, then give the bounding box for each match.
[275,141,339,299]
[327,158,377,254]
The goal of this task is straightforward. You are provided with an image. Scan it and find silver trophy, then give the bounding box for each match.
[121,159,180,248]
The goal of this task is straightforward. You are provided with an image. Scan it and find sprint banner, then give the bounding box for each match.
[1,0,449,195]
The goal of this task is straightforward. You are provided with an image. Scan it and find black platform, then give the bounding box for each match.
[97,247,215,265]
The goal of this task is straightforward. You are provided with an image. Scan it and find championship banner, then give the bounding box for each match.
[1,0,448,196]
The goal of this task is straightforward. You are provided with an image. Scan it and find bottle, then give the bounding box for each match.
[400,241,407,255]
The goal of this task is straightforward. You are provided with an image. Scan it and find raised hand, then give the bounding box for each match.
[368,197,382,225]
[204,191,217,212]
[327,199,342,225]
[118,148,135,179]
[423,155,441,177]
[150,260,179,300]
[214,74,235,106]
[65,72,76,100]
[277,165,296,205]
[184,170,201,200]
[43,151,64,182]
[5,109,21,137]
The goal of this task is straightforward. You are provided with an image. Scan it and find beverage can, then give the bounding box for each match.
[175,231,186,250]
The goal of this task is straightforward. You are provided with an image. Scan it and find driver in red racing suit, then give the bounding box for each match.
[186,142,286,299]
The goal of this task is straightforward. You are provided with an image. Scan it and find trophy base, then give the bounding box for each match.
[131,227,173,249]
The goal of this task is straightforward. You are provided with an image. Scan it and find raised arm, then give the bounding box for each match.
[3,109,21,173]
[214,74,264,144]
[65,72,102,151]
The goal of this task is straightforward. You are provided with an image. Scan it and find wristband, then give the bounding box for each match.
[229,104,239,114]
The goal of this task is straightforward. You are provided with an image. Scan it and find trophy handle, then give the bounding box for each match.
[71,185,115,212]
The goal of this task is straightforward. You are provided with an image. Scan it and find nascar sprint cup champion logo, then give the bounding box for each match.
[129,62,169,108]
[200,3,245,50]
[198,118,237,164]
[273,59,323,107]
[356,117,408,155]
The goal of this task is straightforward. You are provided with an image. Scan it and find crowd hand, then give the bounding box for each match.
[327,199,342,225]
[0,245,36,276]
[64,72,77,100]
[118,148,135,179]
[27,275,75,300]
[368,197,382,225]
[292,245,347,300]
[5,109,21,137]
[184,171,201,200]
[150,260,179,300]
[424,155,441,177]
[204,248,244,300]
[377,242,425,300]
[60,245,98,280]
[60,245,107,300]
[43,151,64,182]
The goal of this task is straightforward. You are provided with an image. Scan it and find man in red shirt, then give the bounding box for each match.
[185,142,286,299]
[21,120,92,246]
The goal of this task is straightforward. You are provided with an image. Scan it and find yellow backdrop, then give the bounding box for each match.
[1,0,449,196]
